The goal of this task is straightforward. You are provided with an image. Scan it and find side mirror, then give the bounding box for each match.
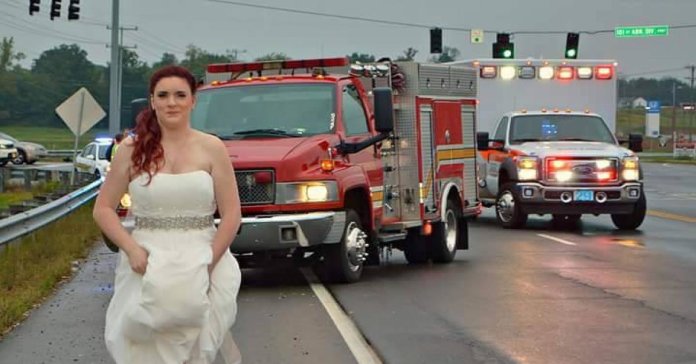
[86,154,95,160]
[130,98,149,129]
[477,132,490,151]
[373,88,394,134]
[628,133,643,153]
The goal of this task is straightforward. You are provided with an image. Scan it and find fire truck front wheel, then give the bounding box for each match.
[611,192,647,230]
[496,183,528,229]
[429,199,461,264]
[319,209,366,283]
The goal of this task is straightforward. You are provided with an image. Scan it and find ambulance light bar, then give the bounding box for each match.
[207,57,349,74]
[478,64,613,81]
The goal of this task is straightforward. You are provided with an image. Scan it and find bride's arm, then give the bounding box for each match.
[93,140,148,274]
[209,136,242,271]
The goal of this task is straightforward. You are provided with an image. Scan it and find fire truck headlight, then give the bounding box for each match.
[276,181,338,204]
[305,185,329,201]
[517,157,538,181]
[500,66,516,80]
[621,157,640,181]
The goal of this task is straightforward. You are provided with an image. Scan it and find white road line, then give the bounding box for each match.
[537,233,577,246]
[300,268,382,364]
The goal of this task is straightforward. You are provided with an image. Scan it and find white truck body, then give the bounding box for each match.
[452,59,618,134]
[448,58,645,230]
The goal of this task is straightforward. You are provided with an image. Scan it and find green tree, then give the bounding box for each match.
[151,52,179,70]
[180,45,234,81]
[347,52,375,63]
[395,47,418,61]
[428,46,460,63]
[254,52,290,61]
[0,37,25,72]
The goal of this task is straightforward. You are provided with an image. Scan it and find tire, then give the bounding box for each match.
[551,214,582,229]
[12,150,26,165]
[429,199,461,264]
[495,183,528,229]
[94,169,101,178]
[403,228,429,264]
[0,160,7,167]
[611,192,646,230]
[319,209,366,283]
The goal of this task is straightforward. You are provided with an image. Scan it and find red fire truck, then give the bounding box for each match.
[118,57,481,283]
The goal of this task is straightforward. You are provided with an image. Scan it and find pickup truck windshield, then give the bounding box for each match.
[509,115,616,144]
[192,83,335,139]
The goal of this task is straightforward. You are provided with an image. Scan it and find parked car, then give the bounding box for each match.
[74,138,112,177]
[0,137,18,167]
[0,132,48,165]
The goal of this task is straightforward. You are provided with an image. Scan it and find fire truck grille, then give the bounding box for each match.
[544,158,619,184]
[235,170,275,205]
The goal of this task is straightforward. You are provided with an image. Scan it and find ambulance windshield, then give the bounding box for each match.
[192,83,336,139]
[509,115,616,144]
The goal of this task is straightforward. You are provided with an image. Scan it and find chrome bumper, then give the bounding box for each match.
[516,182,643,215]
[121,211,346,253]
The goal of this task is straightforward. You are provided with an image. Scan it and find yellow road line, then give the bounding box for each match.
[647,209,696,224]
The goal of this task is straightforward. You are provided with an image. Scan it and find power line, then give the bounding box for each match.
[0,12,104,44]
[207,0,696,35]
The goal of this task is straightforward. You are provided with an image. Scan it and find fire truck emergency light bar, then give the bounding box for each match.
[479,65,613,80]
[207,57,349,74]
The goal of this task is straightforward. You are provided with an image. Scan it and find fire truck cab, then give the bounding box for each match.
[193,57,480,282]
[453,59,646,230]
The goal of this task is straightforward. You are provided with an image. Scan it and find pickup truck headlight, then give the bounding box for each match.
[622,156,640,181]
[276,181,339,204]
[516,156,538,181]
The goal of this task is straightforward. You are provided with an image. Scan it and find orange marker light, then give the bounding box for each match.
[320,159,334,171]
[422,221,433,236]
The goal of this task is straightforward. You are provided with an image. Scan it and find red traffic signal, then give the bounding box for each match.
[68,0,79,20]
[50,0,61,20]
[29,0,40,15]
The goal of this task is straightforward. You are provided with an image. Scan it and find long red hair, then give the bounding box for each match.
[131,65,197,183]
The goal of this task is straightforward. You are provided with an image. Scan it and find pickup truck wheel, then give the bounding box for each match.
[496,183,528,229]
[429,199,460,264]
[0,161,7,167]
[611,192,646,230]
[320,209,365,283]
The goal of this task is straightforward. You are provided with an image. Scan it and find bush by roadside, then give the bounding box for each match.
[0,203,102,336]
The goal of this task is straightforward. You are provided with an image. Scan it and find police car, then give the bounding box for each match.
[74,138,112,177]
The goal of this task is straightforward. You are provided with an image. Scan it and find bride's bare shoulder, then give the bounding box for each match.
[195,130,227,154]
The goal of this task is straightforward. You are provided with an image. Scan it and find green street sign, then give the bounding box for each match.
[615,25,669,38]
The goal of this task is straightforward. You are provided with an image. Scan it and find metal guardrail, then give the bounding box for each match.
[46,149,79,158]
[0,179,102,246]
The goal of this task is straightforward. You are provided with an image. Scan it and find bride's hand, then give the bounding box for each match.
[126,246,149,275]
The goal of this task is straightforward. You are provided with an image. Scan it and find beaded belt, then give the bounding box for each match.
[134,215,215,230]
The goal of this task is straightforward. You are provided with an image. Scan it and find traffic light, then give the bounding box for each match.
[68,0,79,20]
[29,0,40,15]
[565,32,579,59]
[49,0,60,20]
[493,33,514,59]
[430,27,442,54]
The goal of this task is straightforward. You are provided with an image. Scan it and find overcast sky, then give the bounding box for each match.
[2,0,696,80]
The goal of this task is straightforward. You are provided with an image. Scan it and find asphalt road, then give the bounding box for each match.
[0,162,695,363]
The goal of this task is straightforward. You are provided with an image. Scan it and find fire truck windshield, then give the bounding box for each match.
[509,115,616,145]
[192,83,336,139]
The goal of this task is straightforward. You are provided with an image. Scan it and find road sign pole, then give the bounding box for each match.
[70,90,86,185]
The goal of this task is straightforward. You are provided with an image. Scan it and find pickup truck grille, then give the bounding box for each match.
[235,170,275,205]
[544,158,619,184]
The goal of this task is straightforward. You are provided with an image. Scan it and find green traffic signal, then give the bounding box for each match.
[566,49,577,58]
[503,49,513,58]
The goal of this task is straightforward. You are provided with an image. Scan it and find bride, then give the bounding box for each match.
[93,65,243,364]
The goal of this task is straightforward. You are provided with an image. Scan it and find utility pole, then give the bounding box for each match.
[688,65,696,143]
[108,0,120,135]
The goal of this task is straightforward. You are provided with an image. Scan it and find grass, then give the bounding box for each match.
[0,181,62,210]
[0,125,107,150]
[640,156,696,165]
[0,203,102,336]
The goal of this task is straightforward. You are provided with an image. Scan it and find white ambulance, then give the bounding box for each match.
[451,59,645,230]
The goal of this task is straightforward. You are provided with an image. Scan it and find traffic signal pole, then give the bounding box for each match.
[108,0,120,135]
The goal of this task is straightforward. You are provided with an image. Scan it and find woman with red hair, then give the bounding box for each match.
[93,65,243,364]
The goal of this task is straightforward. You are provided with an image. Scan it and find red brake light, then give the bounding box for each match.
[207,57,349,74]
[595,66,613,80]
[557,66,574,80]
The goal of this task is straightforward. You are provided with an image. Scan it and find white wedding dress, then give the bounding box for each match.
[105,170,242,364]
